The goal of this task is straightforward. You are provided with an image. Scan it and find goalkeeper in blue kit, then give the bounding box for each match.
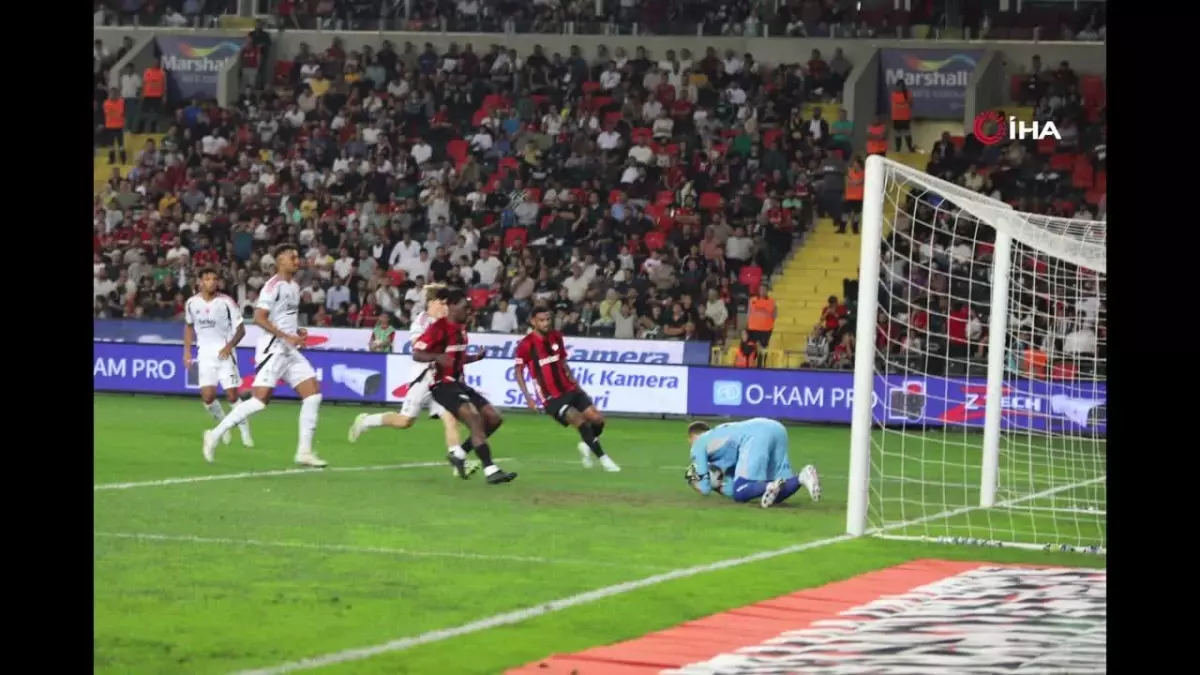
[685,418,821,508]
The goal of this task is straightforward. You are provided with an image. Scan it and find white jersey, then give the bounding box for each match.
[255,275,302,354]
[185,293,243,357]
[408,311,436,380]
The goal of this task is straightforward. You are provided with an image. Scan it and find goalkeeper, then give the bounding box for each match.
[685,419,821,508]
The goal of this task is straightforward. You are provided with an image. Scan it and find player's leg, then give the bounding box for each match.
[434,401,479,476]
[286,354,326,467]
[349,383,422,441]
[220,356,253,447]
[568,395,620,472]
[455,388,503,457]
[203,356,274,462]
[437,385,516,484]
[760,421,805,508]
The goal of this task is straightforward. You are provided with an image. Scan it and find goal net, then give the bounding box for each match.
[846,156,1106,554]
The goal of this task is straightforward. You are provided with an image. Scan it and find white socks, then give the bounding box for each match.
[449,445,467,460]
[206,401,252,436]
[362,413,386,428]
[213,397,265,438]
[205,401,226,422]
[298,394,322,455]
[483,465,500,476]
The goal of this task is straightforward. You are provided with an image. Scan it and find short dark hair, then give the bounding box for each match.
[687,421,711,436]
[438,287,466,306]
[198,267,219,279]
[273,243,299,258]
[530,305,552,319]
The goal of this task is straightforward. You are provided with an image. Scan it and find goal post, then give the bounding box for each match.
[847,155,1106,553]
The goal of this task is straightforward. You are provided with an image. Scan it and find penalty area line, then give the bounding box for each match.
[93,459,511,492]
[231,475,1109,675]
[94,532,662,571]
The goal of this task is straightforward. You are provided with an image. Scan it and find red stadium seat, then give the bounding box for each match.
[468,288,492,310]
[698,192,723,211]
[582,81,602,95]
[763,129,783,148]
[446,139,469,165]
[1093,170,1106,193]
[738,265,763,295]
[1009,74,1023,102]
[503,227,528,249]
[498,157,520,173]
[538,213,555,232]
[631,127,652,144]
[1036,137,1058,155]
[644,230,666,251]
[1071,161,1094,190]
[523,187,541,204]
[655,190,675,207]
[1049,153,1076,172]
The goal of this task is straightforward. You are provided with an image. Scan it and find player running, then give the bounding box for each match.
[413,288,516,484]
[184,268,254,448]
[202,244,327,468]
[348,284,480,477]
[514,306,620,472]
[685,418,821,508]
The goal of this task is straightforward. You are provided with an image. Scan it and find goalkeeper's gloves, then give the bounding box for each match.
[685,464,700,484]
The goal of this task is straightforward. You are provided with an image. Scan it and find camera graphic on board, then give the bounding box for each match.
[887,380,927,421]
[332,365,382,398]
[1050,395,1106,428]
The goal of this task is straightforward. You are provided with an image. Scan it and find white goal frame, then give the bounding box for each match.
[845,155,1106,550]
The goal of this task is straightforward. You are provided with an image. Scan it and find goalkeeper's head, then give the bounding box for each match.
[687,421,710,442]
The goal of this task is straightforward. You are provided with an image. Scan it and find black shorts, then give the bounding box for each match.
[431,381,491,417]
[845,200,862,215]
[544,389,595,426]
[892,119,911,132]
[747,330,771,348]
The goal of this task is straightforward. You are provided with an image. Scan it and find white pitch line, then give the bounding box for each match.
[93,460,510,492]
[231,474,1107,675]
[94,532,660,571]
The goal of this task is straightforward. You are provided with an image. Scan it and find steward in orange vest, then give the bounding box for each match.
[843,158,865,234]
[866,117,888,156]
[746,288,777,348]
[140,58,167,134]
[890,83,916,152]
[734,332,759,368]
[100,89,127,165]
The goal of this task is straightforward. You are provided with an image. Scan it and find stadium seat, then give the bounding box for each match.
[447,139,469,166]
[1049,153,1076,172]
[523,187,541,204]
[503,227,528,249]
[1036,137,1058,155]
[468,288,492,310]
[581,81,601,94]
[655,190,675,207]
[698,192,723,211]
[1072,161,1094,189]
[644,230,666,251]
[631,127,652,144]
[738,265,764,295]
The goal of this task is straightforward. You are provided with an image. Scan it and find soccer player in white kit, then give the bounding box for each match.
[183,267,253,448]
[348,284,479,475]
[202,244,327,467]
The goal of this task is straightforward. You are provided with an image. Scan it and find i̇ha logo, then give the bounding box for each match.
[973,110,1061,146]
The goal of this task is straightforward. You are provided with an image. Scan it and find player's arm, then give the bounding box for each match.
[556,334,582,389]
[254,288,303,348]
[687,440,713,496]
[513,338,538,411]
[221,298,245,360]
[412,323,451,366]
[182,304,195,368]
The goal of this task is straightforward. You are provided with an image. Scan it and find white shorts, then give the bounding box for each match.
[252,349,318,390]
[400,377,447,419]
[196,353,243,390]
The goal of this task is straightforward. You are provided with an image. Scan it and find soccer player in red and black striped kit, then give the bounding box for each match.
[514,306,621,472]
[413,288,517,484]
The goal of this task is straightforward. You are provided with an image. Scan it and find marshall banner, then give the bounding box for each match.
[879,48,985,119]
[155,36,245,100]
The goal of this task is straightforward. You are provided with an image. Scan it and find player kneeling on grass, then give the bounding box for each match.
[203,244,327,468]
[184,267,254,448]
[514,306,620,472]
[349,284,481,477]
[685,418,821,508]
[414,288,517,484]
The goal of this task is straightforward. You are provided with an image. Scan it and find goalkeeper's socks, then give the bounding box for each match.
[205,401,226,421]
[577,423,606,457]
[731,478,771,503]
[774,476,803,504]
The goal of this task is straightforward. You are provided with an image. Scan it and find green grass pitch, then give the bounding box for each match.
[93,394,1106,674]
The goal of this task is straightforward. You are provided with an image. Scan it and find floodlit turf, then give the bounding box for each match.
[94,394,1106,675]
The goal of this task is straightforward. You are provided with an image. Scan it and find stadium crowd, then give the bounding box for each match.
[93,1,1106,42]
[803,56,1108,378]
[92,20,852,343]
